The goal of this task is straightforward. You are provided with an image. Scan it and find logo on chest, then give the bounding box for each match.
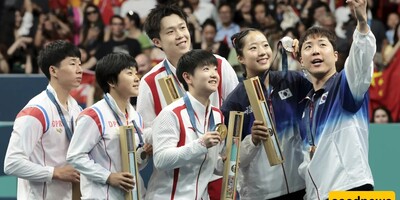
[108,121,118,128]
[278,88,293,100]
[319,92,329,105]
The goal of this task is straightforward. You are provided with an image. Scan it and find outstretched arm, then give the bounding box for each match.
[343,0,376,105]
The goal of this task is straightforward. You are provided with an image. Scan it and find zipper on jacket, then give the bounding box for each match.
[195,154,207,200]
[307,169,320,200]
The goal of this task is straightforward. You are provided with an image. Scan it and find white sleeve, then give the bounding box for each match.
[66,115,111,184]
[220,57,239,100]
[298,148,310,180]
[137,78,156,144]
[17,12,33,36]
[344,26,376,101]
[152,110,208,171]
[238,134,262,168]
[4,115,54,182]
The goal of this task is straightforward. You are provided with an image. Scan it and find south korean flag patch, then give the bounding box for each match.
[278,88,293,100]
[319,91,329,105]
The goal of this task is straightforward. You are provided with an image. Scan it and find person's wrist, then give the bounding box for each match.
[199,138,206,148]
[251,136,259,146]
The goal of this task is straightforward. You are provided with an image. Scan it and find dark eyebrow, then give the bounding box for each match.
[165,22,186,30]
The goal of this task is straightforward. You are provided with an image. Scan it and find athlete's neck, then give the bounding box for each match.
[49,82,70,109]
[109,90,129,113]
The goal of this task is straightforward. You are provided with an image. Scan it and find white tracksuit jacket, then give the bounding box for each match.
[4,85,82,200]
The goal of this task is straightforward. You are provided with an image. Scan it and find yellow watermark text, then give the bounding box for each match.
[329,191,395,200]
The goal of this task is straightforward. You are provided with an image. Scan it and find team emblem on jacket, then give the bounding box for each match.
[278,88,293,100]
[319,91,329,105]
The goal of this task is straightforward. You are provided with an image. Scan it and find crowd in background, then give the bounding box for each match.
[0,0,399,122]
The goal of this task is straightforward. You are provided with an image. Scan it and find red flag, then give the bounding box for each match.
[369,50,400,122]
[98,0,114,25]
[70,71,96,107]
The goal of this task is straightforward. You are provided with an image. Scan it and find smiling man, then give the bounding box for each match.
[297,0,376,199]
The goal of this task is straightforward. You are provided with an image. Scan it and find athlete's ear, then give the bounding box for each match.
[152,38,162,49]
[182,72,192,86]
[49,65,57,78]
[107,80,116,88]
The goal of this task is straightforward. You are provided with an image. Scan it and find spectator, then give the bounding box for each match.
[233,0,254,26]
[79,3,104,57]
[371,106,393,123]
[82,15,142,70]
[0,0,34,73]
[385,12,399,45]
[306,0,331,28]
[383,23,400,66]
[135,53,153,77]
[120,0,157,23]
[125,11,153,56]
[188,0,219,25]
[181,2,202,49]
[215,3,240,48]
[34,12,72,48]
[252,1,279,37]
[193,18,230,59]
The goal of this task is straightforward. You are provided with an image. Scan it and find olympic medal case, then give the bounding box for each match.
[243,77,284,166]
[119,126,141,200]
[221,111,244,200]
[158,75,181,105]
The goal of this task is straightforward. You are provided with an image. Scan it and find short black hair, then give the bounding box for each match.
[38,40,81,80]
[109,15,124,25]
[95,52,138,93]
[298,26,337,60]
[126,11,142,30]
[202,18,217,30]
[176,49,218,91]
[144,4,187,40]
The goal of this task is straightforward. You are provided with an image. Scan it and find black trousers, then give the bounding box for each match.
[268,189,306,200]
[348,184,374,191]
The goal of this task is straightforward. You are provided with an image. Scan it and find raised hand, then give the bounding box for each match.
[251,120,269,146]
[347,0,367,23]
[53,165,80,183]
[107,172,135,193]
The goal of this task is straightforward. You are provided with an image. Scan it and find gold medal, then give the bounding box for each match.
[215,123,228,140]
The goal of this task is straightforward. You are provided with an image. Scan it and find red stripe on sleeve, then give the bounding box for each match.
[16,107,46,133]
[79,108,102,134]
[144,67,166,115]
